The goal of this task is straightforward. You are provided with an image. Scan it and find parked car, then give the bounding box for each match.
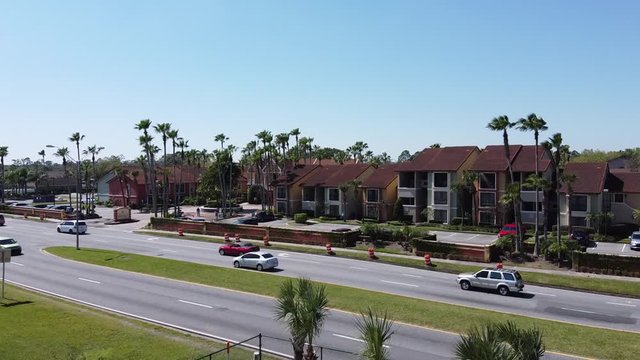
[630,231,640,251]
[219,242,260,256]
[0,237,22,256]
[47,204,74,213]
[10,202,29,207]
[0,214,4,226]
[498,223,525,237]
[570,229,590,246]
[253,211,275,223]
[235,217,259,225]
[179,216,207,222]
[456,267,524,296]
[57,220,88,234]
[233,251,278,271]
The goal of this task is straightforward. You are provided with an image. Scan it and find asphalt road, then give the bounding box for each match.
[587,241,640,257]
[0,217,628,359]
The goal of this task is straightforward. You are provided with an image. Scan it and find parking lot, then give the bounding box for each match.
[586,242,640,257]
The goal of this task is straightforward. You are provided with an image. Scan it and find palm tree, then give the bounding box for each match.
[135,119,157,216]
[456,321,545,360]
[523,174,551,256]
[487,116,520,251]
[560,173,576,239]
[154,123,172,217]
[290,128,301,163]
[0,146,8,204]
[167,129,179,216]
[69,132,85,214]
[177,138,188,208]
[339,180,362,221]
[517,114,548,257]
[276,132,290,168]
[500,183,522,254]
[274,278,329,360]
[633,208,640,227]
[451,180,468,226]
[54,147,72,208]
[543,133,566,265]
[135,155,149,208]
[355,307,394,360]
[83,145,104,215]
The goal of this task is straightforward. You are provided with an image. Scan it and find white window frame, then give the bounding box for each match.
[366,188,379,203]
[479,192,496,207]
[479,172,497,190]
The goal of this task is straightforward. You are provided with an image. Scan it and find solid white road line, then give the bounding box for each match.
[561,307,597,314]
[11,262,24,266]
[178,299,213,309]
[621,244,627,252]
[7,280,292,359]
[528,291,556,297]
[333,333,390,348]
[606,302,636,307]
[160,249,177,253]
[78,277,101,284]
[381,280,419,288]
[401,273,422,278]
[349,266,367,270]
[147,237,159,241]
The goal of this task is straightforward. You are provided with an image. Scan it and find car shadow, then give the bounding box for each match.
[465,287,535,299]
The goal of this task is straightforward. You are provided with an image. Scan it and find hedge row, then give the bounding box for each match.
[571,251,640,278]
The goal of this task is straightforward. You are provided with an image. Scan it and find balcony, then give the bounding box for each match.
[398,187,417,198]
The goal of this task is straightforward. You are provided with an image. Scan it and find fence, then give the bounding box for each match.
[195,333,360,360]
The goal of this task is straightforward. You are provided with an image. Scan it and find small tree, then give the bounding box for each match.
[633,208,640,227]
[393,199,404,221]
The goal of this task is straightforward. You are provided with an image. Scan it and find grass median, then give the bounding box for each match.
[136,230,640,298]
[0,284,274,360]
[48,246,640,360]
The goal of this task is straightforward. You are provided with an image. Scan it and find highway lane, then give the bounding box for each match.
[3,223,471,359]
[4,218,640,333]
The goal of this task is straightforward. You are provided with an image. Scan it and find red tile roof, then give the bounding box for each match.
[561,163,608,194]
[471,145,522,172]
[272,164,320,186]
[511,145,552,172]
[397,146,478,172]
[107,166,200,184]
[300,164,370,187]
[361,164,400,189]
[610,169,640,193]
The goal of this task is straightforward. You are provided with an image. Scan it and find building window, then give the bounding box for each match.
[479,211,495,225]
[434,191,448,205]
[434,209,447,222]
[433,173,448,188]
[276,201,287,214]
[329,188,340,201]
[571,216,587,227]
[521,201,541,212]
[276,186,286,200]
[303,187,315,201]
[612,193,624,203]
[365,204,379,219]
[479,192,496,207]
[480,173,496,189]
[366,189,379,203]
[570,195,588,212]
[399,197,415,206]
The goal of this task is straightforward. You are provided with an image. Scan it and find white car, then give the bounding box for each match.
[233,251,278,271]
[630,231,640,251]
[57,221,88,234]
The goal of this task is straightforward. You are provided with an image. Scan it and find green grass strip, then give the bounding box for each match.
[0,284,276,360]
[48,246,640,360]
[136,230,640,298]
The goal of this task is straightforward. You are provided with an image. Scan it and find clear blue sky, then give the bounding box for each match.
[2,1,639,163]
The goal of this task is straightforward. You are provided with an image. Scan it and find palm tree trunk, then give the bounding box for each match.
[151,153,158,217]
[533,134,540,257]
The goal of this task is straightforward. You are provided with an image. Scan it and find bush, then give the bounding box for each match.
[294,213,307,224]
[105,199,113,208]
[495,235,514,253]
[393,199,404,221]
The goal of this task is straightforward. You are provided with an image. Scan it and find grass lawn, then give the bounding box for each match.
[48,246,640,360]
[0,284,277,360]
[136,230,640,298]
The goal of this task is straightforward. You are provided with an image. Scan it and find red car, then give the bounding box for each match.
[498,223,521,237]
[219,242,260,256]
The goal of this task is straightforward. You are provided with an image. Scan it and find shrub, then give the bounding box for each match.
[294,213,307,224]
[393,199,404,221]
[495,234,514,253]
[105,199,113,208]
[248,185,263,204]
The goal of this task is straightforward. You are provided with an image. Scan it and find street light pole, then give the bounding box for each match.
[76,155,80,250]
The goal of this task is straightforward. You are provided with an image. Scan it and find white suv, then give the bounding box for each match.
[456,267,524,296]
[57,221,88,234]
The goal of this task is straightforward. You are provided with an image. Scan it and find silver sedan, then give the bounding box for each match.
[233,251,278,271]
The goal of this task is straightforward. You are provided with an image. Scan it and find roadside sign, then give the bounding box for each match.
[0,249,10,263]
